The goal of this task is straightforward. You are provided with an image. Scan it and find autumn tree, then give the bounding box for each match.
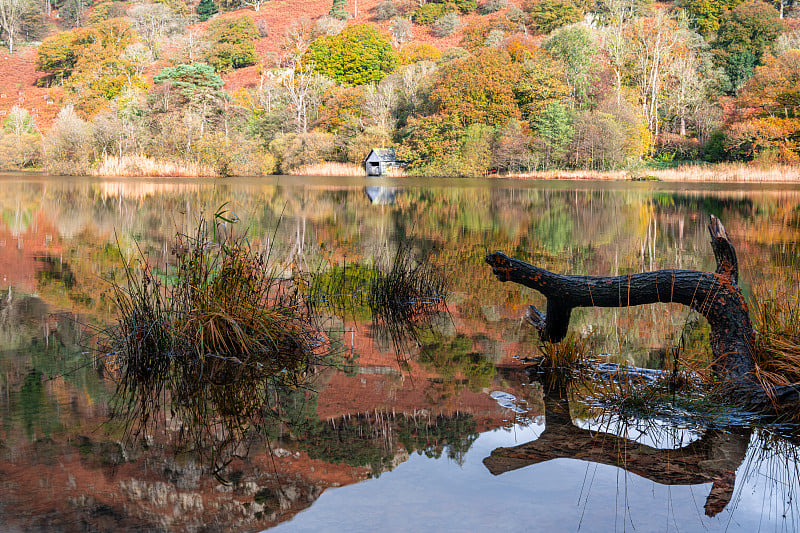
[543,24,597,108]
[523,0,582,34]
[513,47,570,120]
[129,2,184,58]
[302,24,397,86]
[679,0,741,36]
[721,50,800,160]
[396,113,463,172]
[316,85,364,132]
[36,31,80,84]
[714,1,784,93]
[399,42,442,64]
[36,19,143,115]
[205,15,260,72]
[429,49,522,127]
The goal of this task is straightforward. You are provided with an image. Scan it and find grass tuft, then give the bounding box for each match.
[102,206,320,474]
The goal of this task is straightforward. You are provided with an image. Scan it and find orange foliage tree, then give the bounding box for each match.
[429,49,522,127]
[723,51,800,161]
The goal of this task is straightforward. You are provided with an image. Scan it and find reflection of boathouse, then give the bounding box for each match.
[364,148,403,176]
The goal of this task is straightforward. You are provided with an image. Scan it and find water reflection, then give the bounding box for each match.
[1,175,800,530]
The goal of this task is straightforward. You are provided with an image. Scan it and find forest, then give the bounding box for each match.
[0,0,798,176]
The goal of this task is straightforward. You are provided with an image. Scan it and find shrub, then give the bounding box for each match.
[433,13,461,37]
[269,132,335,173]
[413,3,454,25]
[302,24,398,86]
[460,16,516,50]
[0,133,41,170]
[375,0,399,21]
[451,0,477,14]
[400,42,442,65]
[206,16,260,72]
[524,0,582,34]
[484,29,505,47]
[313,15,346,37]
[43,106,94,175]
[479,0,507,14]
[391,17,412,46]
[438,46,470,63]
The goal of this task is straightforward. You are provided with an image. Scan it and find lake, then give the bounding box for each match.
[1,173,800,532]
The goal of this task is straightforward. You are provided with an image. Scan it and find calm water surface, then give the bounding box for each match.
[1,173,800,532]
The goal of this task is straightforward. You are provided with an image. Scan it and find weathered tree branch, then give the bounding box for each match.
[485,215,800,414]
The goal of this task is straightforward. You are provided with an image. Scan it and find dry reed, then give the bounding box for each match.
[505,163,800,182]
[293,162,365,176]
[93,154,216,177]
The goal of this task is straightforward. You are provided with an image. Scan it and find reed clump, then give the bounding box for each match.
[536,332,593,373]
[750,284,800,391]
[368,244,448,353]
[103,207,320,472]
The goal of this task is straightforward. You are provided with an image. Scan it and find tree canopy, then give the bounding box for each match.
[302,24,397,86]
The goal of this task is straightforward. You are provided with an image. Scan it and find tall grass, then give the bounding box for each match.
[750,277,800,393]
[504,163,800,182]
[93,154,215,177]
[102,206,320,474]
[369,243,448,358]
[293,162,365,176]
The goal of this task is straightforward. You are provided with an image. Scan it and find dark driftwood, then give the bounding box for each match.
[485,215,799,414]
[483,391,750,517]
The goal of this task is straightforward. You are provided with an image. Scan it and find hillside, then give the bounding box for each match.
[0,0,798,176]
[0,0,489,125]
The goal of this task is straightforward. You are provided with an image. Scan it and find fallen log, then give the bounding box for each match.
[485,215,799,414]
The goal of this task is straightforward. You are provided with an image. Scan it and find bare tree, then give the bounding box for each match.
[130,3,184,59]
[390,17,412,48]
[597,0,637,106]
[0,0,28,53]
[173,29,209,63]
[629,10,682,152]
[665,46,710,137]
[281,62,322,133]
[281,18,313,66]
[363,80,397,131]
[242,0,269,11]
[4,104,33,136]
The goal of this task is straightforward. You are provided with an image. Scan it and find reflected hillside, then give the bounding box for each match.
[2,176,800,530]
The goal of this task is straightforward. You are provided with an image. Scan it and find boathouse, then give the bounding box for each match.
[364,148,402,176]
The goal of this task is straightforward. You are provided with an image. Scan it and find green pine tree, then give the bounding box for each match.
[329,0,350,20]
[197,0,218,22]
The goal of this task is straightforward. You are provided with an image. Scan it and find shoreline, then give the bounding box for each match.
[7,162,800,182]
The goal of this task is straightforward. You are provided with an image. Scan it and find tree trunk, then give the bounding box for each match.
[485,215,800,415]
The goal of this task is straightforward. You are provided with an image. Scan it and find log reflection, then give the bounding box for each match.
[483,378,751,517]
